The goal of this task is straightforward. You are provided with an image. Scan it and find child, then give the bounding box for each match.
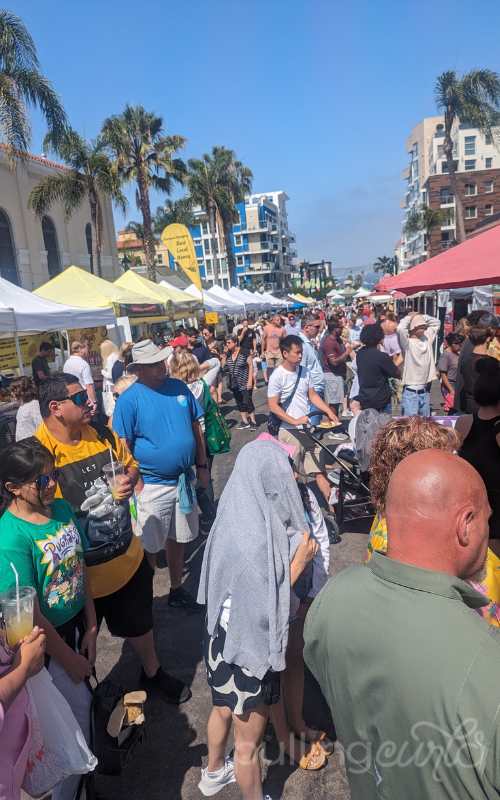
[0,438,96,800]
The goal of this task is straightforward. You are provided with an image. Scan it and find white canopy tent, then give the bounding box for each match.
[208,285,246,313]
[229,287,270,311]
[326,289,343,300]
[0,276,115,333]
[160,281,228,313]
[256,291,288,307]
[353,287,371,299]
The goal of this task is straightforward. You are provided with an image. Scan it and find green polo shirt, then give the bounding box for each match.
[304,552,500,799]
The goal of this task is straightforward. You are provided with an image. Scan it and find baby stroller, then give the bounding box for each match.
[304,409,391,535]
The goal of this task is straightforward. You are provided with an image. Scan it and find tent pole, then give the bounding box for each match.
[14,331,24,376]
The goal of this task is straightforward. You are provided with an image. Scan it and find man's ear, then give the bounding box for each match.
[48,399,61,416]
[457,508,474,547]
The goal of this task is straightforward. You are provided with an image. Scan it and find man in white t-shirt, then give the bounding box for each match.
[63,341,97,411]
[267,334,338,505]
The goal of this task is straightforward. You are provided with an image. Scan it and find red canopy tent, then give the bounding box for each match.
[376,224,500,295]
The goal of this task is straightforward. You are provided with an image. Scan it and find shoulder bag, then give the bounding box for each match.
[267,366,302,437]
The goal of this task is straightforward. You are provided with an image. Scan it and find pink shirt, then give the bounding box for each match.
[0,642,31,800]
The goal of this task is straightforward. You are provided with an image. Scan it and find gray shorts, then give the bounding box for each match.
[324,373,345,405]
[136,482,199,553]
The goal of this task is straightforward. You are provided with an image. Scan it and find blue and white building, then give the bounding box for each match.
[188,190,297,290]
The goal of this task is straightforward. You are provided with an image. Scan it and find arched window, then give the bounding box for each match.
[85,223,94,274]
[0,209,19,285]
[41,216,61,277]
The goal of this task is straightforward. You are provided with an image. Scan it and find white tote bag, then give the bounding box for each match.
[22,668,97,797]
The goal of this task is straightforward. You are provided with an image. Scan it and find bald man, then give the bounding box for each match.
[304,450,500,800]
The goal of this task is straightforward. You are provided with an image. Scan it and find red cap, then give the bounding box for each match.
[169,335,190,348]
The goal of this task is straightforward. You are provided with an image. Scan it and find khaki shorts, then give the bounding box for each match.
[265,353,283,368]
[136,482,199,553]
[278,427,324,476]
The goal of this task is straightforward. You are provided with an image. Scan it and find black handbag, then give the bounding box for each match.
[89,675,147,776]
[267,366,302,436]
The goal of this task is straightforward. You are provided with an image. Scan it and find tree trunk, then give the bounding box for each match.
[221,211,237,287]
[89,195,100,277]
[137,163,156,282]
[96,200,103,278]
[208,200,219,285]
[444,123,465,244]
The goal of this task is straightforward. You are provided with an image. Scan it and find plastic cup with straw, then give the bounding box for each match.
[0,564,36,646]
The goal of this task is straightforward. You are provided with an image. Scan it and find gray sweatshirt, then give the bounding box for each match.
[197,439,306,679]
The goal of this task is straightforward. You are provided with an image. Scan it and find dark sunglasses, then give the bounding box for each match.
[35,469,59,491]
[64,390,89,407]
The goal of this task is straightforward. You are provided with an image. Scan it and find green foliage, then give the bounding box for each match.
[0,10,67,154]
[153,198,194,234]
[373,255,398,275]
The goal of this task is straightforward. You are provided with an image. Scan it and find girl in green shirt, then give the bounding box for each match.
[0,438,96,800]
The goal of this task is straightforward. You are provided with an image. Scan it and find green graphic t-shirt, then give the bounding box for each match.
[0,499,86,628]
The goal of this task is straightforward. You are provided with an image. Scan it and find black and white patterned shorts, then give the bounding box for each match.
[204,623,280,716]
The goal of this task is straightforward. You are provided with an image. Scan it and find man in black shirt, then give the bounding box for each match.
[31,341,54,387]
[356,323,400,412]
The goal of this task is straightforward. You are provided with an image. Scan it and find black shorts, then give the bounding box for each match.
[94,555,154,639]
[232,387,255,413]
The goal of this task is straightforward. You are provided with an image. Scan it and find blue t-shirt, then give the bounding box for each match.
[112,378,203,485]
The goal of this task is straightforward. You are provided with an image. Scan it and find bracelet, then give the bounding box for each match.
[196,463,208,469]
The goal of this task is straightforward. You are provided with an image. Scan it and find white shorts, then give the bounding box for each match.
[136,482,199,553]
[324,373,345,405]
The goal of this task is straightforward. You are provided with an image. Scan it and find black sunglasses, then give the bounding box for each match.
[35,469,59,491]
[64,390,89,407]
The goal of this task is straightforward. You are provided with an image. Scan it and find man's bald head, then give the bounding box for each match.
[386,450,490,580]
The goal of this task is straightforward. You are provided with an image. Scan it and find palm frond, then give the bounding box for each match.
[10,68,67,145]
[0,72,29,152]
[0,10,38,72]
[28,172,81,217]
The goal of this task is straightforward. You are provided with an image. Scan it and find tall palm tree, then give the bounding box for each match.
[404,205,444,253]
[153,198,194,234]
[373,255,396,274]
[28,129,127,276]
[187,146,252,286]
[0,10,67,155]
[101,105,186,281]
[435,69,500,243]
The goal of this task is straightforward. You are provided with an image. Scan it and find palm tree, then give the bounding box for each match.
[101,105,186,281]
[373,256,395,275]
[435,69,500,243]
[187,146,252,286]
[152,198,194,235]
[0,10,67,155]
[28,129,127,276]
[404,205,444,254]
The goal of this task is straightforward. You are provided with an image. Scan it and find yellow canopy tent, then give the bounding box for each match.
[35,266,163,310]
[290,293,315,305]
[115,271,199,315]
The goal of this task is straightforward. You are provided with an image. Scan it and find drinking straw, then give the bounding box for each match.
[108,447,116,482]
[9,562,20,621]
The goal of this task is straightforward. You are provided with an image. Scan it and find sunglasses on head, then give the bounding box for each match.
[35,469,59,491]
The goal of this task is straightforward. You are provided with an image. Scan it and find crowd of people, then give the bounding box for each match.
[0,297,500,800]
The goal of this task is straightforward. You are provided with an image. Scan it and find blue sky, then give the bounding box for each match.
[10,0,500,273]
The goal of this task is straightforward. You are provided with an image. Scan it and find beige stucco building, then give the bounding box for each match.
[0,146,120,290]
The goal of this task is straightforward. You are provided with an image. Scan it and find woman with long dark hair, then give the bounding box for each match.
[0,439,96,800]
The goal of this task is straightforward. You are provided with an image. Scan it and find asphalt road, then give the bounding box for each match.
[93,383,367,800]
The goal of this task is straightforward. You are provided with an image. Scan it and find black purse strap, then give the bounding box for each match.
[281,366,302,412]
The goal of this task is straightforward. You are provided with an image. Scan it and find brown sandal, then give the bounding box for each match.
[299,741,327,770]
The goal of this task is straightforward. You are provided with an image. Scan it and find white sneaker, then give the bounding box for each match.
[198,758,236,796]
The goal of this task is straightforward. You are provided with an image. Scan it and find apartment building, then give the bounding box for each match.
[190,191,297,290]
[398,116,500,268]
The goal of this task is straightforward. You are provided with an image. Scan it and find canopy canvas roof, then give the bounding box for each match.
[35,266,159,309]
[377,224,500,295]
[0,275,115,334]
[116,271,199,309]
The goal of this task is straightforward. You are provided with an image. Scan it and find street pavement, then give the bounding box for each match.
[94,381,367,800]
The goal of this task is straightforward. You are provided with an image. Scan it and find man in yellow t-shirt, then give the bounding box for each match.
[36,372,191,705]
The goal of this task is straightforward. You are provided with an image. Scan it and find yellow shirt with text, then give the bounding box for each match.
[36,422,143,599]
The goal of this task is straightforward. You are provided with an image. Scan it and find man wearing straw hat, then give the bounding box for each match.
[113,339,209,611]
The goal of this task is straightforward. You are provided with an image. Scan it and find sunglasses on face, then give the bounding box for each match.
[65,390,89,407]
[35,469,59,491]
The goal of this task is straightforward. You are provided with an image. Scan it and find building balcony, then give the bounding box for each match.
[238,221,270,234]
[439,196,455,207]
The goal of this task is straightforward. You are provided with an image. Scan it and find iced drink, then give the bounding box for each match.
[103,462,125,500]
[1,586,36,647]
